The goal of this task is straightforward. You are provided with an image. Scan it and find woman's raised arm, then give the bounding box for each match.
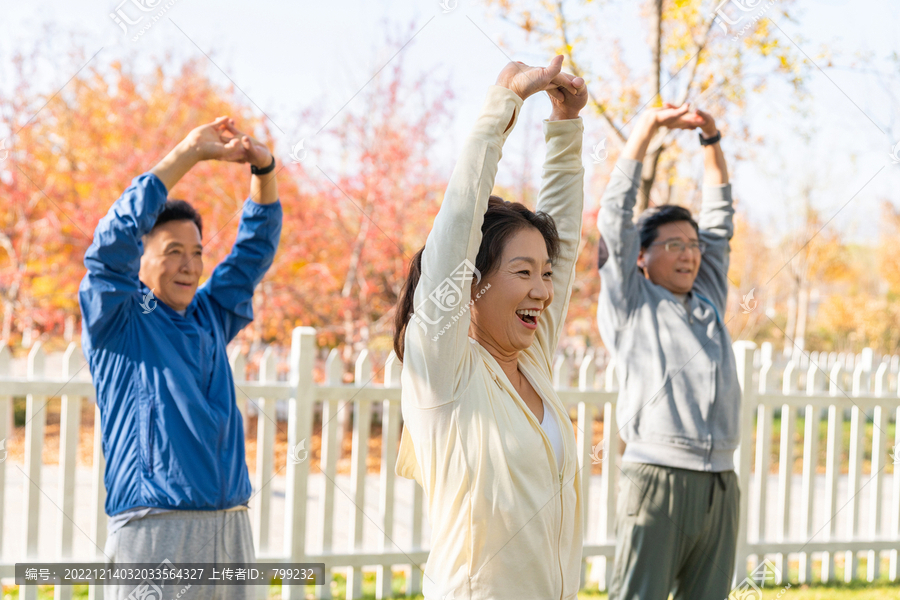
[403,56,578,405]
[531,76,587,367]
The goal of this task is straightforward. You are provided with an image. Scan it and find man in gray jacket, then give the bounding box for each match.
[597,102,739,600]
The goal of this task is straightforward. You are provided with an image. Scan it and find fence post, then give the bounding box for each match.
[346,350,373,600]
[576,353,596,590]
[54,343,81,600]
[375,352,402,599]
[283,327,315,600]
[22,341,47,600]
[775,362,796,583]
[252,347,277,556]
[799,360,823,583]
[822,362,845,581]
[733,341,756,585]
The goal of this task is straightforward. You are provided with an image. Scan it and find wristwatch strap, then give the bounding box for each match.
[699,130,722,146]
[251,155,276,175]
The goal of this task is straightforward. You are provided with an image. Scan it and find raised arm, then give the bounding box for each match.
[191,120,281,342]
[79,117,274,350]
[79,173,168,349]
[403,56,578,405]
[196,197,282,343]
[693,110,733,315]
[532,76,587,367]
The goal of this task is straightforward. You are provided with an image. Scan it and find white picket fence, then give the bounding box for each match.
[0,330,898,599]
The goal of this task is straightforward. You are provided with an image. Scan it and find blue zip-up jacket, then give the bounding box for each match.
[78,172,282,516]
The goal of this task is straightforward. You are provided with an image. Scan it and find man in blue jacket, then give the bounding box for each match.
[79,116,281,599]
[597,103,739,600]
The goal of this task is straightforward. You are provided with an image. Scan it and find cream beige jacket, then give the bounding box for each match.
[395,84,585,600]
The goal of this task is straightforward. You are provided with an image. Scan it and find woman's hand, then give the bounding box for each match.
[495,55,580,101]
[547,70,587,121]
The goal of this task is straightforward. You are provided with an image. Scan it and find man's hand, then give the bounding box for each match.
[150,117,276,193]
[182,116,250,163]
[218,118,274,169]
[547,70,587,121]
[695,108,718,138]
[620,102,706,163]
[496,55,580,101]
[646,102,706,131]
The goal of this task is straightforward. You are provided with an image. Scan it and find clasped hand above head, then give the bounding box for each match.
[495,55,589,124]
[181,116,273,169]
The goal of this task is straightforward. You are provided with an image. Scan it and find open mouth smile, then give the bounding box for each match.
[515,308,540,330]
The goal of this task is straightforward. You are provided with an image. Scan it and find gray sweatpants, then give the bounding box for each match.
[103,508,257,600]
[609,462,740,600]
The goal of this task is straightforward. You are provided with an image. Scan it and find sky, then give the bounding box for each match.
[1,0,899,246]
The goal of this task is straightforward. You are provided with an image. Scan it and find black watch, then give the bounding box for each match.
[251,155,276,175]
[699,130,721,146]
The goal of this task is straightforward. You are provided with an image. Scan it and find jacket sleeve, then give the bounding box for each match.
[195,198,282,344]
[79,173,169,350]
[693,183,734,316]
[596,158,644,326]
[402,85,523,407]
[531,117,584,371]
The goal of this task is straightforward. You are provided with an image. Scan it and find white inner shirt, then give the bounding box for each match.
[540,401,564,473]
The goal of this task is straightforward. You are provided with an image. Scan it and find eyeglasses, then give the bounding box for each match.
[650,239,707,254]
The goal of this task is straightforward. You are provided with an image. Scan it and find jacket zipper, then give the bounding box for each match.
[494,367,567,598]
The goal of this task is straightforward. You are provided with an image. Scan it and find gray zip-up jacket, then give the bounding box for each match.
[596,157,740,472]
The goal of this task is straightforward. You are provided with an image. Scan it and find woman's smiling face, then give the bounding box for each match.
[469,227,553,354]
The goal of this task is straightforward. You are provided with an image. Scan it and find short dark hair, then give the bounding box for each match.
[637,205,698,249]
[392,195,560,362]
[149,199,203,239]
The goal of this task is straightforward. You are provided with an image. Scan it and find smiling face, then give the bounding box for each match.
[139,219,203,312]
[469,227,553,355]
[637,220,701,295]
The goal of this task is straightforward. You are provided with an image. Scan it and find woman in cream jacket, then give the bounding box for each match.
[392,56,587,600]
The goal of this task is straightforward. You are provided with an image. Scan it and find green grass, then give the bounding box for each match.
[758,410,897,475]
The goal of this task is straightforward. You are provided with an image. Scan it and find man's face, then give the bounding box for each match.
[637,220,701,294]
[139,220,203,312]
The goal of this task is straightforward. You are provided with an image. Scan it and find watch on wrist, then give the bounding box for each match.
[251,155,276,175]
[699,130,721,146]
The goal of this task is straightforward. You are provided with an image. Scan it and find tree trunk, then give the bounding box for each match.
[637,0,664,214]
[794,281,809,355]
[638,143,663,213]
